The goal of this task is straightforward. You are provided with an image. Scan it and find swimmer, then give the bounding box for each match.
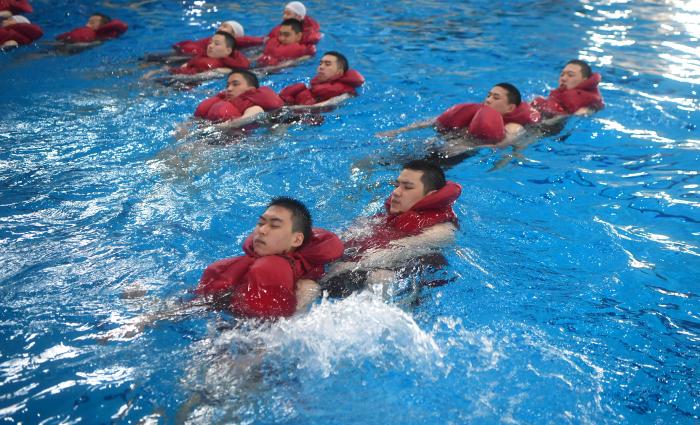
[266,1,321,46]
[192,68,284,125]
[171,31,249,75]
[256,18,316,68]
[0,0,32,17]
[531,59,604,117]
[0,14,41,48]
[377,83,540,146]
[196,197,344,317]
[171,20,264,58]
[55,13,128,44]
[319,160,462,298]
[279,51,365,106]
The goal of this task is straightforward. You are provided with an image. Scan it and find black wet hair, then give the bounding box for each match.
[280,18,303,34]
[494,82,522,106]
[91,13,111,26]
[268,197,313,244]
[228,68,259,88]
[402,160,446,194]
[566,59,592,79]
[323,51,349,73]
[214,30,236,50]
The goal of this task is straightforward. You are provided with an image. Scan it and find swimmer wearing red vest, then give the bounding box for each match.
[171,31,249,75]
[55,13,128,44]
[173,20,263,56]
[196,197,344,318]
[531,59,604,117]
[280,51,365,106]
[194,69,284,122]
[0,14,41,48]
[266,1,321,46]
[319,160,462,298]
[256,18,316,68]
[0,0,32,16]
[378,83,540,145]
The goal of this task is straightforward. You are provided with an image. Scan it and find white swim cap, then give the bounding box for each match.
[224,20,244,37]
[11,15,30,24]
[285,2,306,19]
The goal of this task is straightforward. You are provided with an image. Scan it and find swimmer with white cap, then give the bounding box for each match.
[283,1,307,20]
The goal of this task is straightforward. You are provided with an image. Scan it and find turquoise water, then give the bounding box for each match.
[1,0,699,423]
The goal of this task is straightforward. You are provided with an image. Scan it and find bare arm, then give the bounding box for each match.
[376,117,437,138]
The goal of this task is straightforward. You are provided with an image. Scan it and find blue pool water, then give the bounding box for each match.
[1,0,699,423]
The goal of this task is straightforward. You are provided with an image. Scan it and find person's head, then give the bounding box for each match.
[86,13,110,30]
[483,83,521,115]
[278,19,303,45]
[225,69,259,99]
[218,20,244,38]
[2,15,29,27]
[316,51,348,82]
[283,1,306,20]
[559,59,592,89]
[252,197,312,256]
[389,160,446,214]
[207,31,235,58]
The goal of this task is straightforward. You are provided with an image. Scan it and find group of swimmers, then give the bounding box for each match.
[4,1,606,320]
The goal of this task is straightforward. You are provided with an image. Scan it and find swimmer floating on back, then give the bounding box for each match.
[266,1,321,46]
[280,51,365,107]
[0,14,41,49]
[318,160,462,299]
[378,83,540,146]
[531,59,604,118]
[196,197,344,318]
[144,31,249,84]
[55,13,128,44]
[172,20,264,57]
[254,18,316,71]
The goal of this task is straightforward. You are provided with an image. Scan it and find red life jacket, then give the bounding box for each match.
[267,15,321,46]
[531,73,604,116]
[280,69,365,105]
[196,228,344,318]
[347,181,462,252]
[174,35,264,56]
[0,22,42,45]
[56,20,128,43]
[170,51,249,75]
[257,37,316,67]
[436,102,539,143]
[194,86,284,122]
[0,0,32,14]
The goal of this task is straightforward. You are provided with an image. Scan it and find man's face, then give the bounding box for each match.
[316,55,344,82]
[390,169,432,214]
[483,86,516,115]
[559,63,585,90]
[278,24,302,45]
[86,15,103,30]
[282,8,302,20]
[252,206,304,256]
[207,34,232,58]
[225,73,253,99]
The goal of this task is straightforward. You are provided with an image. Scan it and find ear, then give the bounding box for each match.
[424,189,437,198]
[505,103,516,113]
[291,232,304,249]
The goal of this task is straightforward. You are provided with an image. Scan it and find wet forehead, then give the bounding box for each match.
[489,86,508,97]
[397,169,424,186]
[260,206,293,223]
[563,64,583,75]
[228,73,250,86]
[320,55,338,66]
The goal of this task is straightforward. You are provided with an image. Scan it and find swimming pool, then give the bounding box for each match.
[1,0,698,423]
